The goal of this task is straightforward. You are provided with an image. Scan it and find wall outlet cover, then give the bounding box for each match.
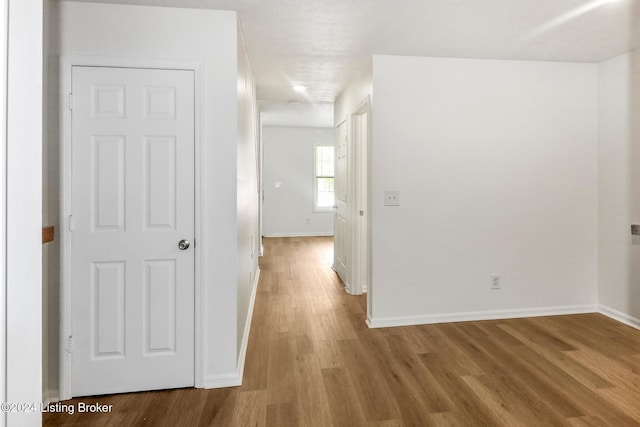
[384,191,400,206]
[491,274,501,290]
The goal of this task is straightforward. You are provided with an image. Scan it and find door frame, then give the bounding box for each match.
[59,56,205,400]
[349,97,370,297]
[3,1,43,424]
[333,118,349,285]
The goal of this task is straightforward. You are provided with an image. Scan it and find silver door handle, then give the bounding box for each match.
[178,239,190,250]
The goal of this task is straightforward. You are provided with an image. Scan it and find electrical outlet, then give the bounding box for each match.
[491,274,501,290]
[384,191,400,206]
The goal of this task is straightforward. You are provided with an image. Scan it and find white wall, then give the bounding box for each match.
[369,55,599,326]
[236,23,260,362]
[598,48,640,325]
[262,126,334,237]
[335,63,372,128]
[55,1,243,392]
[4,0,43,426]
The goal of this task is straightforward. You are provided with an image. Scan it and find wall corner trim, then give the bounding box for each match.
[365,316,374,329]
[599,305,640,331]
[44,389,60,405]
[367,305,598,328]
[203,372,242,389]
[236,266,260,385]
[203,266,260,389]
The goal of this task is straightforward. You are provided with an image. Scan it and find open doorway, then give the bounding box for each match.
[261,126,335,238]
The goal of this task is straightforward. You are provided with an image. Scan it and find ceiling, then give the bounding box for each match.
[67,0,640,127]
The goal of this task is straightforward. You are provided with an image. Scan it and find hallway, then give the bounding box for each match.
[45,237,640,426]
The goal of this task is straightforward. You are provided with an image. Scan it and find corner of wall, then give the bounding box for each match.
[599,304,640,331]
[235,10,260,383]
[596,48,640,322]
[204,266,259,389]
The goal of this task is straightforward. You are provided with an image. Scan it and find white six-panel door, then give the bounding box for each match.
[70,66,195,396]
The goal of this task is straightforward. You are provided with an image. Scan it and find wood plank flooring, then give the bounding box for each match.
[44,236,640,426]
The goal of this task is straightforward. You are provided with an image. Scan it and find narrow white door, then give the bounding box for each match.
[70,66,195,396]
[334,121,348,284]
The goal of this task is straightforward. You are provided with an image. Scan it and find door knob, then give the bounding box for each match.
[178,239,190,250]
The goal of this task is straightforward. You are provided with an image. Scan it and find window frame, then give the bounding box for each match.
[313,144,335,213]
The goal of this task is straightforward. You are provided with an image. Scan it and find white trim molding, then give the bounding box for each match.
[263,232,334,238]
[203,372,242,389]
[349,96,370,298]
[5,2,43,426]
[43,389,60,405]
[366,305,598,329]
[599,305,640,331]
[236,266,260,385]
[204,266,260,389]
[0,3,7,425]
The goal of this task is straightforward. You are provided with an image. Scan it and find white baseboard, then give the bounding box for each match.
[366,304,598,329]
[203,372,242,389]
[203,266,261,389]
[599,304,640,330]
[44,389,59,405]
[236,266,260,385]
[263,232,334,238]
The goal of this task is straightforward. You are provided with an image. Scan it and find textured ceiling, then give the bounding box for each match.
[65,0,640,127]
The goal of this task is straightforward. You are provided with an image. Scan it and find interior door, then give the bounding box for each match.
[334,121,348,284]
[70,66,195,396]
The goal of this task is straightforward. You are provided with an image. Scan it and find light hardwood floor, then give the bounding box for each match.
[44,236,640,426]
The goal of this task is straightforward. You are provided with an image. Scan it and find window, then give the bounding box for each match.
[314,145,334,211]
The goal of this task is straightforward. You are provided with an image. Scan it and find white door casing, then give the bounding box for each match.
[351,102,369,296]
[334,120,348,285]
[4,1,43,425]
[70,66,195,396]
